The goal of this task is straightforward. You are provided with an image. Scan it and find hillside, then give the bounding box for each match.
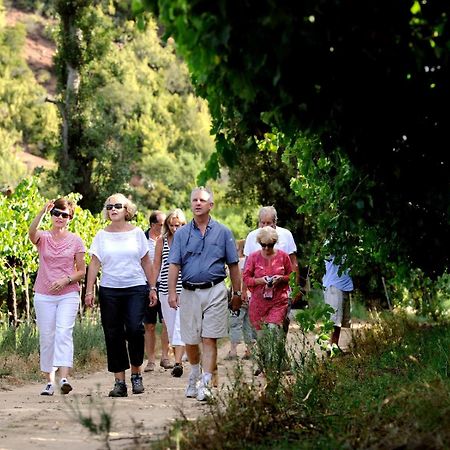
[5,6,56,95]
[4,5,56,171]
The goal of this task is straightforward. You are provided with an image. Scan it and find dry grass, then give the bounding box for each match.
[150,313,450,450]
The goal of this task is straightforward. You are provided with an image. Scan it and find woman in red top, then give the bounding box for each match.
[243,226,292,331]
[29,198,86,396]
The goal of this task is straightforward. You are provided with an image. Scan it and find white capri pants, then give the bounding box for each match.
[34,292,80,373]
[159,292,184,346]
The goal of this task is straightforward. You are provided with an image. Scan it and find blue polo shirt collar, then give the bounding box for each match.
[191,217,213,232]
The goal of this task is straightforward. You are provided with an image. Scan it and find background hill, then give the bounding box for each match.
[5,6,56,95]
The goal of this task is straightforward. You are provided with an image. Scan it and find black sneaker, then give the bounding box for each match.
[109,380,128,397]
[60,378,73,395]
[131,374,144,394]
[171,363,183,377]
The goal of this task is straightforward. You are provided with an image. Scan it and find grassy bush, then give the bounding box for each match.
[152,313,450,449]
[0,321,39,357]
[305,313,450,449]
[73,310,106,370]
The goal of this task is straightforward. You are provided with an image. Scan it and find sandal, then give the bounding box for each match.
[160,358,174,369]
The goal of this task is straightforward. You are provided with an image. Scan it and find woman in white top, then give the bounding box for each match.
[84,194,155,397]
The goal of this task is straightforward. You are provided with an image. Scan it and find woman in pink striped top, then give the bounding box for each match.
[29,198,86,396]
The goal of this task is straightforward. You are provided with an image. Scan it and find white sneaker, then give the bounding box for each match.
[196,380,212,402]
[185,375,199,398]
[40,383,54,396]
[60,378,73,395]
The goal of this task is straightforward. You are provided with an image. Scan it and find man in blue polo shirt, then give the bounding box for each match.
[168,186,242,401]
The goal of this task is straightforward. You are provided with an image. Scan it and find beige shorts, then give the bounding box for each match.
[324,285,351,328]
[179,281,229,344]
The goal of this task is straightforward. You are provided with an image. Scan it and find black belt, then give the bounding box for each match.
[182,278,224,291]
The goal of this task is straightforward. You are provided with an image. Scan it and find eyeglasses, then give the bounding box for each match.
[106,203,124,210]
[260,242,275,249]
[50,209,71,219]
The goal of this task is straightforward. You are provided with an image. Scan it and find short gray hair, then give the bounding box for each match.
[258,206,277,223]
[191,186,214,203]
[256,226,279,244]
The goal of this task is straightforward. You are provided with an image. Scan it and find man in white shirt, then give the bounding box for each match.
[243,206,300,331]
[244,206,298,260]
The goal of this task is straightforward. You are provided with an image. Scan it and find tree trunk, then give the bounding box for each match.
[24,272,30,324]
[55,1,95,208]
[10,269,18,328]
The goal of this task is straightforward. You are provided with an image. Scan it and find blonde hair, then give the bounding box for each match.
[256,226,278,245]
[163,208,187,235]
[102,193,137,221]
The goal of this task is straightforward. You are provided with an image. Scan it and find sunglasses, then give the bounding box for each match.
[106,203,124,210]
[50,209,71,219]
[260,242,275,248]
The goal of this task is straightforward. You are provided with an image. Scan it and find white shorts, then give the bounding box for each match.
[179,281,228,344]
[324,285,351,328]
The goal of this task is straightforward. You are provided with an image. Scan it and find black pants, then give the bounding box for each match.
[99,285,147,373]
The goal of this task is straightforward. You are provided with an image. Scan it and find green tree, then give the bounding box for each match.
[0,129,27,189]
[137,0,450,279]
[52,2,215,212]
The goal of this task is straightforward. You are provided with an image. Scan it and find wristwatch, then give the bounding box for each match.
[150,286,157,291]
[233,291,242,297]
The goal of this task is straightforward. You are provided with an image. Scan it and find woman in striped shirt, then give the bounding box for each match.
[150,209,186,377]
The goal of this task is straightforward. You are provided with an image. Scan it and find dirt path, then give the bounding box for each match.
[0,339,257,450]
[0,319,357,450]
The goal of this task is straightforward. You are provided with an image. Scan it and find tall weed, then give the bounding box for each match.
[73,310,106,368]
[0,321,38,357]
[153,322,320,449]
[153,313,450,449]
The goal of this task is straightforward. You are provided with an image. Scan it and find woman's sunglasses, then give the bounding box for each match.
[260,242,275,248]
[50,209,71,219]
[106,203,124,210]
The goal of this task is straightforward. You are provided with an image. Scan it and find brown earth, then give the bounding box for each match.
[0,321,355,450]
[0,341,243,450]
